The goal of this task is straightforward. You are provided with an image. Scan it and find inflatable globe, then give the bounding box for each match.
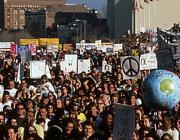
[142,69,180,110]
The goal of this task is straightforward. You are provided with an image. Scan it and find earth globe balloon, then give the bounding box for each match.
[142,69,180,110]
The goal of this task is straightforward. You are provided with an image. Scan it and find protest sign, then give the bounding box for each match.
[156,48,174,71]
[60,55,78,73]
[19,39,39,46]
[121,56,141,80]
[114,44,123,53]
[140,53,158,70]
[102,61,112,73]
[30,61,51,79]
[0,42,11,51]
[78,59,91,74]
[113,104,135,140]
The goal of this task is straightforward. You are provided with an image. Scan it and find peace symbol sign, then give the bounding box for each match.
[122,57,140,77]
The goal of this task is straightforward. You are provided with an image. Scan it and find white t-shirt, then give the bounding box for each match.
[6,88,18,97]
[157,128,179,140]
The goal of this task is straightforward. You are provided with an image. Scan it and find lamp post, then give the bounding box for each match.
[70,27,78,42]
[76,19,87,41]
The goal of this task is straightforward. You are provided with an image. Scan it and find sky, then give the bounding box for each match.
[66,0,107,17]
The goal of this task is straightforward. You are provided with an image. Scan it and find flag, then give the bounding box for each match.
[10,42,17,57]
[29,44,36,55]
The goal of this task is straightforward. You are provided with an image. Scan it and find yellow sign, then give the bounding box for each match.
[39,38,59,45]
[63,44,73,52]
[101,42,113,46]
[19,39,39,45]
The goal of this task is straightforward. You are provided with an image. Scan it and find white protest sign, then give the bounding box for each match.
[30,61,51,79]
[113,104,135,140]
[95,40,101,47]
[140,53,158,70]
[121,56,141,80]
[0,42,11,51]
[78,59,91,74]
[114,44,123,52]
[102,61,112,73]
[47,45,58,52]
[60,54,78,73]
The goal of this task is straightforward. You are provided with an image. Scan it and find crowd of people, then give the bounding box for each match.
[0,46,179,140]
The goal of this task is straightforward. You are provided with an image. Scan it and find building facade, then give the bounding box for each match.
[3,0,65,30]
[0,0,4,29]
[25,9,46,37]
[107,0,180,39]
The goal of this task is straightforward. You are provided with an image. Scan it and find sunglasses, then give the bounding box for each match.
[18,108,24,110]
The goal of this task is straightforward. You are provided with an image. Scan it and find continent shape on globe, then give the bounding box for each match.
[160,79,175,96]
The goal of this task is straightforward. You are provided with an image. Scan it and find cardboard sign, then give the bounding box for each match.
[113,104,135,140]
[121,56,141,80]
[102,61,112,73]
[114,44,123,52]
[140,53,158,70]
[30,61,51,79]
[60,55,78,73]
[78,59,91,74]
[156,49,174,71]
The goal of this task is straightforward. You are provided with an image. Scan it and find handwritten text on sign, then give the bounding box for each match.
[113,104,135,140]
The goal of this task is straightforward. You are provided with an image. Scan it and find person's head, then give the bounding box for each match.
[26,111,35,125]
[111,94,119,104]
[160,133,173,140]
[176,118,180,131]
[3,91,10,102]
[10,118,17,126]
[26,99,34,110]
[104,113,114,126]
[27,125,37,136]
[65,120,74,134]
[6,125,18,140]
[16,103,26,117]
[36,118,45,129]
[21,79,28,89]
[39,106,48,119]
[89,103,98,117]
[129,94,137,106]
[47,104,54,114]
[84,121,95,137]
[133,130,139,140]
[40,75,48,84]
[143,116,152,128]
[48,92,55,102]
[56,98,63,109]
[0,112,5,124]
[8,80,16,89]
[162,115,172,130]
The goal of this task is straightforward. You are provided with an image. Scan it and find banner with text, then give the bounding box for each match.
[140,53,158,70]
[113,104,135,140]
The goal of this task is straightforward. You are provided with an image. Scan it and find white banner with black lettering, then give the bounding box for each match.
[140,53,158,70]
